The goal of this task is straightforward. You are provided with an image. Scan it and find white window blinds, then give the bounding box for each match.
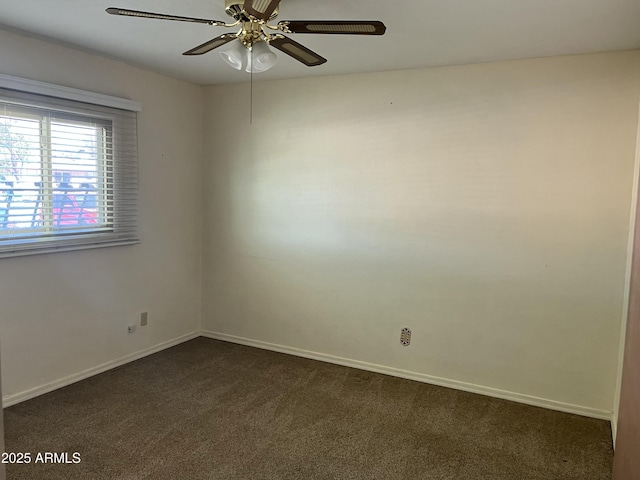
[0,77,140,257]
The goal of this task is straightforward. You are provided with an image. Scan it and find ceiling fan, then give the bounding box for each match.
[106,0,386,73]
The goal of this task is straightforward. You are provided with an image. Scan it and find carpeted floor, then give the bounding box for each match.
[4,337,613,479]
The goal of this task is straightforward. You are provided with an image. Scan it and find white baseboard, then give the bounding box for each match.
[4,329,614,424]
[201,330,612,421]
[3,331,200,407]
[612,412,618,448]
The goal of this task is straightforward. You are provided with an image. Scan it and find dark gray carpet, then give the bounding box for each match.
[4,337,613,479]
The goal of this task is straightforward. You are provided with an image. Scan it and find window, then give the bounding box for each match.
[0,76,140,257]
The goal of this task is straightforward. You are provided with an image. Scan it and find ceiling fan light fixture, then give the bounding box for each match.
[245,41,277,73]
[219,40,248,70]
[107,3,387,72]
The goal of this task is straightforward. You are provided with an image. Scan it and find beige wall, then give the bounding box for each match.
[1,26,638,423]
[202,51,640,415]
[0,28,204,402]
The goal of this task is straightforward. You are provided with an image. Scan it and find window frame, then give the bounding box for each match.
[0,74,141,258]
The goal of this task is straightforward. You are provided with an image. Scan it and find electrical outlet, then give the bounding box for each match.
[140,312,148,327]
[128,325,137,334]
[400,327,411,346]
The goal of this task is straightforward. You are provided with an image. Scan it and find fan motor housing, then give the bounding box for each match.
[225,0,279,20]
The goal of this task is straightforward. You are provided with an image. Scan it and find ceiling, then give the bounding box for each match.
[1,0,640,85]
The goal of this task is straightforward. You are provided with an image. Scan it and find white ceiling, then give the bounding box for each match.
[1,0,640,85]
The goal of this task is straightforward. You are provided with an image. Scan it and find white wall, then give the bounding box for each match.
[1,27,638,422]
[0,28,204,403]
[202,51,640,416]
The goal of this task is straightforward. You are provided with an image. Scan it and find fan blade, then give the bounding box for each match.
[183,34,238,56]
[106,7,226,26]
[269,37,327,67]
[280,20,386,35]
[244,0,282,21]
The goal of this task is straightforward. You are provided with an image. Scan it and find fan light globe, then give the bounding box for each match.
[219,41,248,71]
[245,41,277,73]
